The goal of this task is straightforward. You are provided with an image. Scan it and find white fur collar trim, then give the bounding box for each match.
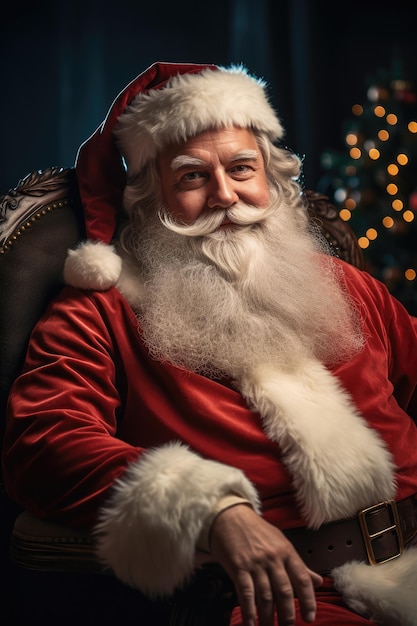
[239,361,396,527]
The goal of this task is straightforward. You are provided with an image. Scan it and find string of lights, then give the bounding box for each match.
[319,65,417,314]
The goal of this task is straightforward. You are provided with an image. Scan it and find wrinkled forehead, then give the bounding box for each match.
[157,126,261,167]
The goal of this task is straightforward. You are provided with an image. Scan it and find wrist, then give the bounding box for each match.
[197,494,254,553]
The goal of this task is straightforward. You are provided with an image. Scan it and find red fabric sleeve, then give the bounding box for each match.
[338,260,417,419]
[3,287,141,529]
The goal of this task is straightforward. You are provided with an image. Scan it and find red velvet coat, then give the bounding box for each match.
[4,259,417,527]
[3,257,417,624]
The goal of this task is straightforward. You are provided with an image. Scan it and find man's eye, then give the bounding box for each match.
[183,171,202,181]
[231,164,251,173]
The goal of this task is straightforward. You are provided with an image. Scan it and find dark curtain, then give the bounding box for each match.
[1,0,417,192]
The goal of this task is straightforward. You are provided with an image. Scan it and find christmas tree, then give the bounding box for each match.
[318,61,417,315]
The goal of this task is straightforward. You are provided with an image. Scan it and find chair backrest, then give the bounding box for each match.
[304,189,364,270]
[0,168,85,424]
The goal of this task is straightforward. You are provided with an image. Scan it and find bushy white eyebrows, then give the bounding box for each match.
[170,149,259,171]
[170,155,205,170]
[229,149,259,162]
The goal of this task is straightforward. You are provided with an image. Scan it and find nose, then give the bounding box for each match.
[207,171,239,209]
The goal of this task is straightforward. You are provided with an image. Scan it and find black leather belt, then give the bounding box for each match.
[284,495,417,574]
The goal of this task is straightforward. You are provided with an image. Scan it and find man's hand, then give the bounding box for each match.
[209,504,323,626]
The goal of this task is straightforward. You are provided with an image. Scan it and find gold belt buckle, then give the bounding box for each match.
[358,499,404,565]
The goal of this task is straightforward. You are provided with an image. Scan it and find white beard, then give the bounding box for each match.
[130,191,364,381]
[122,189,396,533]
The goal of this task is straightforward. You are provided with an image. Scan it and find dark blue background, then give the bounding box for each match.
[2,0,417,192]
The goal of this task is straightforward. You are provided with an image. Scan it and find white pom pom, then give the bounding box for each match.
[64,241,122,291]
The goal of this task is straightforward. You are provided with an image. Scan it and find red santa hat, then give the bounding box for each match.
[75,61,284,246]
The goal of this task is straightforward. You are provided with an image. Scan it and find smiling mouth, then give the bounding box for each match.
[218,218,237,229]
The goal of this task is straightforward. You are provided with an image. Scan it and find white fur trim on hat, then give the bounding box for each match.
[63,241,122,291]
[114,65,284,177]
[94,442,260,596]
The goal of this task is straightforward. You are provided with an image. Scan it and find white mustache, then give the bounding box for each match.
[159,199,278,238]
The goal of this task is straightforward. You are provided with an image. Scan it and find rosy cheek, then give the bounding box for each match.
[171,197,204,224]
[254,185,270,208]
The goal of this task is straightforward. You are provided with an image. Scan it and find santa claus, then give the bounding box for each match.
[4,62,417,626]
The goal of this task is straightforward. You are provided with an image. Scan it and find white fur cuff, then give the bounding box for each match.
[332,546,417,626]
[94,442,260,596]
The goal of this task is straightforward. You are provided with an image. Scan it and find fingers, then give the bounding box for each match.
[233,570,258,626]
[234,568,278,626]
[268,566,299,626]
[286,562,321,624]
[234,560,321,626]
[264,568,295,626]
[265,559,320,626]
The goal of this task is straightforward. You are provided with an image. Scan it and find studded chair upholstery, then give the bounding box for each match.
[0,167,364,626]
